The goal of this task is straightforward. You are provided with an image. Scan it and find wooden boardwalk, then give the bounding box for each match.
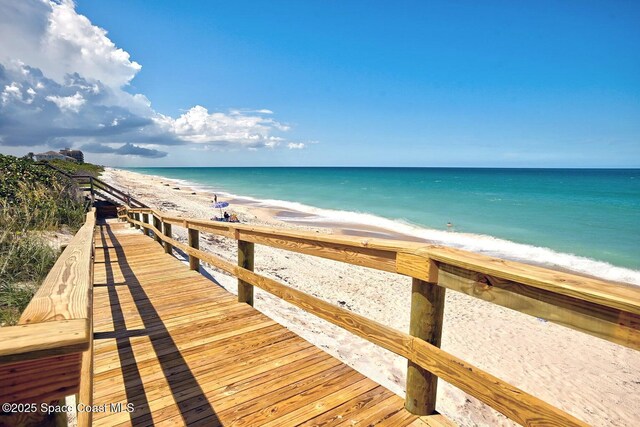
[92,219,429,426]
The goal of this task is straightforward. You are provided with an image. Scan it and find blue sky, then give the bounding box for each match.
[1,0,639,167]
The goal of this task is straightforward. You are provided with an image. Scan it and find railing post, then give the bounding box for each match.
[188,228,199,271]
[134,212,140,229]
[237,240,254,306]
[163,223,173,254]
[153,215,162,244]
[89,176,95,205]
[405,260,445,415]
[142,213,150,236]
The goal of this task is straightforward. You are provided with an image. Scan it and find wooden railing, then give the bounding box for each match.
[74,175,147,208]
[119,205,640,427]
[0,208,96,426]
[36,161,148,208]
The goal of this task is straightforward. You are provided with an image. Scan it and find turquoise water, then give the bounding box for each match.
[128,167,640,272]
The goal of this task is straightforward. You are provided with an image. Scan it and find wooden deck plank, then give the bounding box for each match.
[334,394,408,426]
[93,314,278,366]
[93,335,312,401]
[298,385,394,426]
[165,365,362,427]
[92,298,256,337]
[109,352,345,427]
[370,405,421,427]
[255,377,379,427]
[92,220,421,426]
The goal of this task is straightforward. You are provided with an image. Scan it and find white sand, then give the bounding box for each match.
[100,167,640,427]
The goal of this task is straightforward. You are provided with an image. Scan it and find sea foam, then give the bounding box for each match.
[123,170,640,286]
[273,199,640,285]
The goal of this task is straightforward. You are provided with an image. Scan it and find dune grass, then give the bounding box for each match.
[0,154,92,325]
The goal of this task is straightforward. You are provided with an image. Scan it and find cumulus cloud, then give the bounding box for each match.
[0,0,298,158]
[0,0,140,88]
[156,105,287,148]
[45,91,85,112]
[287,142,305,149]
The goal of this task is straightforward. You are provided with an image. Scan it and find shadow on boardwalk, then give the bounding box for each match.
[95,221,221,426]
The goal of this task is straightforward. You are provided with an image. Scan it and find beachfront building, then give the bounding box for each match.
[59,148,84,163]
[34,150,77,162]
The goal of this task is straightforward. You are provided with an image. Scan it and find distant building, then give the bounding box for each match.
[34,150,78,162]
[59,148,84,163]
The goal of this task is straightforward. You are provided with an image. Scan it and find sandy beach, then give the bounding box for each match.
[101,167,640,427]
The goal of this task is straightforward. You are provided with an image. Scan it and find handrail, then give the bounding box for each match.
[120,205,640,426]
[37,161,147,208]
[20,209,96,324]
[88,177,147,208]
[0,208,96,420]
[128,208,640,324]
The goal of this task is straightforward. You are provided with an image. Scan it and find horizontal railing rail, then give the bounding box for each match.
[37,161,147,208]
[0,208,96,426]
[77,175,147,208]
[120,205,640,426]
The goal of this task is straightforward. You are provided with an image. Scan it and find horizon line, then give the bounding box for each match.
[111,165,640,170]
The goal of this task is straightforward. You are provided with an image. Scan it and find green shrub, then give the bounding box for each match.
[1,155,88,229]
[48,159,104,177]
[0,154,91,325]
[0,283,39,325]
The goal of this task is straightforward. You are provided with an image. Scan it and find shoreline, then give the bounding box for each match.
[100,167,640,427]
[109,167,640,286]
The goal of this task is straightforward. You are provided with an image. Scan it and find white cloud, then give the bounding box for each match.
[229,108,274,115]
[0,0,300,157]
[157,105,287,148]
[45,91,85,112]
[1,82,22,104]
[0,0,140,88]
[287,142,305,149]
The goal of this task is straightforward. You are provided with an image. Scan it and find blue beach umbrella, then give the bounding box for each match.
[213,201,229,217]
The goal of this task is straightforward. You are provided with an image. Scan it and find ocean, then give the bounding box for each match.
[126,167,640,284]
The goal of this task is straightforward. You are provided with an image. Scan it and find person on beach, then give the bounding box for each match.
[214,194,218,204]
[224,211,230,221]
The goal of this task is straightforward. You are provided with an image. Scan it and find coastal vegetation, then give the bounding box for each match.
[46,158,104,177]
[0,154,101,325]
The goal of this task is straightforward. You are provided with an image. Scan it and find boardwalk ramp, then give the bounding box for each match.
[92,219,429,426]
